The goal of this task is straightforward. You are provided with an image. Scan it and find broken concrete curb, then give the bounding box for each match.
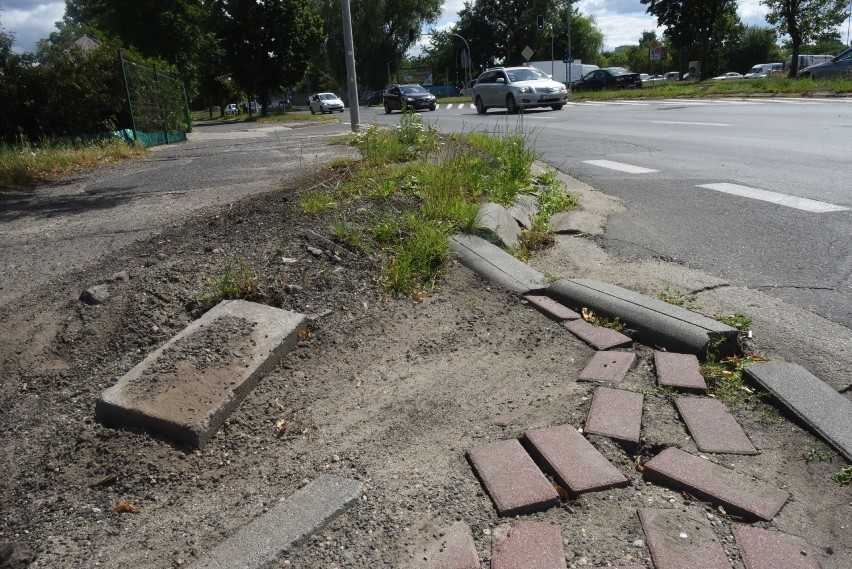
[450,233,547,294]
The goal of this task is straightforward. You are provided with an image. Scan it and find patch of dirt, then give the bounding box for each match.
[0,129,850,569]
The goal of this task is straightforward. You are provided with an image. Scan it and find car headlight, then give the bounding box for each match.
[406,97,414,102]
[559,85,567,92]
[518,86,532,93]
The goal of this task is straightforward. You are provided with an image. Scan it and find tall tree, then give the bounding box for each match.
[211,0,323,113]
[761,0,848,76]
[641,0,738,80]
[316,0,443,90]
[721,24,782,74]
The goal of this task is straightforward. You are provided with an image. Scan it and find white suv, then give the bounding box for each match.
[472,66,567,114]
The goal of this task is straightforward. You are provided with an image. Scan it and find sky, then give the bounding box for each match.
[0,0,848,56]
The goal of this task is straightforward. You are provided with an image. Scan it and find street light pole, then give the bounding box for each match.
[549,23,554,77]
[341,0,360,131]
[448,32,472,90]
[567,4,573,88]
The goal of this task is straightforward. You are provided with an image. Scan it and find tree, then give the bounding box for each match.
[641,0,739,80]
[210,0,323,114]
[762,0,848,76]
[721,24,782,74]
[315,0,443,90]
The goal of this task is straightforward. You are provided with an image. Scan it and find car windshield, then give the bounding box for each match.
[319,94,338,100]
[606,67,629,75]
[400,85,428,94]
[506,68,547,81]
[747,67,761,74]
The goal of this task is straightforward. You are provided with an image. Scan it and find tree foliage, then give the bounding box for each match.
[640,0,739,79]
[209,0,323,113]
[761,0,848,75]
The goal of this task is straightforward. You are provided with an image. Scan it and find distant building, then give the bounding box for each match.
[73,35,102,53]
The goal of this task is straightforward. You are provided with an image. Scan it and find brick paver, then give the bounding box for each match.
[732,525,821,569]
[564,319,633,350]
[467,439,560,517]
[643,447,789,521]
[653,351,707,392]
[585,387,644,446]
[675,397,758,455]
[523,294,582,321]
[578,351,635,383]
[491,521,566,569]
[638,508,730,569]
[524,424,627,496]
[408,522,480,569]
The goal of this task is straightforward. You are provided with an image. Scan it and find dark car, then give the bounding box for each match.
[383,84,436,113]
[364,90,386,106]
[571,67,642,92]
[797,47,852,79]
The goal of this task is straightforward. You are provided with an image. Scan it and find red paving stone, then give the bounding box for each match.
[524,423,627,496]
[467,439,560,517]
[675,397,758,455]
[523,294,582,321]
[643,447,789,521]
[653,351,707,392]
[638,508,730,569]
[491,521,566,569]
[408,521,480,569]
[578,351,635,383]
[585,387,644,445]
[732,525,821,569]
[564,319,633,350]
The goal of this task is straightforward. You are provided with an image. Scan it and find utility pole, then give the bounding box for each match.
[567,5,573,88]
[549,23,554,77]
[341,0,360,131]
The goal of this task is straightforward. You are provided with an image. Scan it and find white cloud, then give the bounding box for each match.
[1,2,65,53]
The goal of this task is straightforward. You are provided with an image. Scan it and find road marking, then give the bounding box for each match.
[697,183,850,213]
[584,160,659,174]
[652,120,729,126]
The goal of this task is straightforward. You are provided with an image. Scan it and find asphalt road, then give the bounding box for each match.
[363,98,852,331]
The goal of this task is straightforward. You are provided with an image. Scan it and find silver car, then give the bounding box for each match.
[472,66,567,114]
[797,47,852,79]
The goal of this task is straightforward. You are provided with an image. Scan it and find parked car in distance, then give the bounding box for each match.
[308,93,345,114]
[786,54,834,73]
[642,74,666,85]
[712,71,744,80]
[743,63,783,78]
[639,73,650,83]
[459,79,477,96]
[797,47,852,79]
[664,71,682,81]
[571,67,642,92]
[472,66,567,114]
[224,103,239,115]
[383,84,436,113]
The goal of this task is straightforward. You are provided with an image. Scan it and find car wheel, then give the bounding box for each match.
[475,96,487,114]
[551,104,564,111]
[384,102,391,114]
[310,107,315,115]
[429,103,436,111]
[506,95,519,114]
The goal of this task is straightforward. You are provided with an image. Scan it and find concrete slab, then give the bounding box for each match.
[732,525,821,569]
[585,387,643,446]
[491,521,566,569]
[745,361,852,462]
[548,279,738,355]
[578,351,635,382]
[467,439,560,517]
[643,448,788,521]
[638,508,730,569]
[476,203,521,248]
[508,194,539,230]
[450,234,547,294]
[675,397,758,455]
[523,294,581,321]
[564,319,633,350]
[654,351,707,393]
[524,423,628,496]
[189,475,362,569]
[549,210,601,235]
[96,300,306,448]
[408,522,480,569]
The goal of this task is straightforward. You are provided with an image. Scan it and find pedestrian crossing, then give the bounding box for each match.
[430,97,852,111]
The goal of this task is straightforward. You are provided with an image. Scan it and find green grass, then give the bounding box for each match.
[570,76,852,101]
[191,108,339,124]
[297,110,578,295]
[715,313,753,330]
[836,465,852,485]
[657,287,700,310]
[199,257,263,312]
[0,137,144,190]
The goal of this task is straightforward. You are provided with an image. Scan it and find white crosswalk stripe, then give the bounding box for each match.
[583,160,659,174]
[697,183,850,212]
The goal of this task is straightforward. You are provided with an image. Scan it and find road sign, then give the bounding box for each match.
[649,39,659,50]
[522,46,534,62]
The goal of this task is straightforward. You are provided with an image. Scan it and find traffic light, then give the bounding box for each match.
[536,15,544,30]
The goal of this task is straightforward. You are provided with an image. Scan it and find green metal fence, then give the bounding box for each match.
[118,51,191,147]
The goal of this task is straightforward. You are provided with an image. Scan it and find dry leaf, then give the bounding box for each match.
[413,292,429,301]
[581,307,595,322]
[275,419,289,433]
[113,503,140,514]
[553,483,570,500]
[298,328,311,341]
[635,457,645,472]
